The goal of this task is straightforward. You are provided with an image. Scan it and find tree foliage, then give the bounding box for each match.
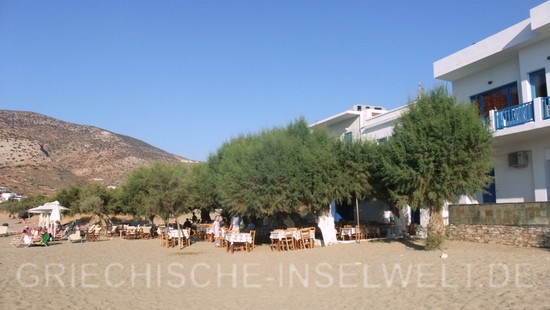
[54,183,118,228]
[209,118,363,217]
[376,85,494,249]
[0,194,49,216]
[118,161,193,224]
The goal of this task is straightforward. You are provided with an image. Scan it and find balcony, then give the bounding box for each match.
[490,96,550,132]
[494,102,534,130]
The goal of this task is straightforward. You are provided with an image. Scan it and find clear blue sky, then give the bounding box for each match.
[0,0,545,161]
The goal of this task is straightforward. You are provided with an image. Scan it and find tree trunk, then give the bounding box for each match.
[428,209,445,237]
[317,210,338,246]
[426,207,445,250]
[175,218,183,249]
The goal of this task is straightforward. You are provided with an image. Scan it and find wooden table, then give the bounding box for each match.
[225,232,252,253]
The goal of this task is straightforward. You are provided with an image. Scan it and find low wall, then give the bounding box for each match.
[446,202,550,247]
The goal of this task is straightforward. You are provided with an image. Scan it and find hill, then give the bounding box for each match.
[0,110,197,195]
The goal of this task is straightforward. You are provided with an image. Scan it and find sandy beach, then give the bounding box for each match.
[1,214,549,310]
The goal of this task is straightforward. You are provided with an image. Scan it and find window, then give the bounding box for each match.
[530,69,547,99]
[344,132,352,142]
[470,82,519,117]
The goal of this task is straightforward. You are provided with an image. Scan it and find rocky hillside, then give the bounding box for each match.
[0,110,196,195]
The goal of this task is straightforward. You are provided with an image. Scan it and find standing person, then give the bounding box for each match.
[213,215,221,247]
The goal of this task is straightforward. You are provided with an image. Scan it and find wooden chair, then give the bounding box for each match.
[160,231,168,247]
[86,227,101,242]
[106,225,117,238]
[353,225,365,241]
[247,230,256,251]
[135,227,144,239]
[220,227,228,248]
[167,234,176,248]
[172,229,190,249]
[281,230,294,251]
[270,230,283,251]
[125,227,137,240]
[299,228,313,249]
[141,226,152,239]
[309,227,316,248]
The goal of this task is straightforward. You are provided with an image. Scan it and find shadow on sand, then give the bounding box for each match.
[369,237,426,251]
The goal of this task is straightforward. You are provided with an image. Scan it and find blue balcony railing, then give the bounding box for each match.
[543,96,550,120]
[494,101,534,130]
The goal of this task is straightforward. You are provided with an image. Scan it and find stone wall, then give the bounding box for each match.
[446,202,550,247]
[446,224,550,247]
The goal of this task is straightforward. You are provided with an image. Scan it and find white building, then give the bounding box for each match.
[434,0,550,203]
[0,192,22,202]
[311,105,429,230]
[311,1,550,229]
[309,105,387,142]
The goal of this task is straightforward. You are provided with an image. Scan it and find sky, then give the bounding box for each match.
[0,0,546,161]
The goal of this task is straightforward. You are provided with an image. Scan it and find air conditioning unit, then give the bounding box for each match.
[508,151,528,168]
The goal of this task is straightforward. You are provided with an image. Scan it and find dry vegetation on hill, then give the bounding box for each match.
[0,110,196,195]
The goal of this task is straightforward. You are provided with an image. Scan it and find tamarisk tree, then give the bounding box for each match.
[377,85,493,249]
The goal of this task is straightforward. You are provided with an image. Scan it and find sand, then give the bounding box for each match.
[1,214,549,310]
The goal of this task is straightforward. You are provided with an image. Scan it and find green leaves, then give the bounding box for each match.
[208,118,358,217]
[119,162,193,223]
[375,85,494,211]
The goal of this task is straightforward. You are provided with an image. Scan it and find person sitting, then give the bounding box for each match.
[229,216,241,232]
[389,212,396,224]
[30,227,42,242]
[18,228,33,246]
[183,218,192,229]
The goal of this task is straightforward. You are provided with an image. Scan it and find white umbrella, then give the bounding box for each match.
[28,201,69,213]
[50,203,61,222]
[38,213,44,228]
[50,203,61,238]
[28,201,69,239]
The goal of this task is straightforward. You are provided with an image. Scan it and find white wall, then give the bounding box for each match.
[493,135,550,202]
[494,151,535,202]
[324,117,359,140]
[362,106,408,141]
[452,58,521,104]
[518,39,550,102]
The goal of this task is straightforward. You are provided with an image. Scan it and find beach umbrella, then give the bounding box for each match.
[50,203,61,222]
[28,201,70,213]
[28,201,69,238]
[38,213,44,228]
[50,203,61,238]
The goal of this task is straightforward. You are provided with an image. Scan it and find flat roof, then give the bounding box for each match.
[309,110,360,128]
[434,1,550,81]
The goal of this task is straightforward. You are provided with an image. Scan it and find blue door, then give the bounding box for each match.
[482,169,496,203]
[530,69,547,99]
